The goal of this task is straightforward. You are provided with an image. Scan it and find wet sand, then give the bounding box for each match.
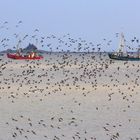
[0,52,140,140]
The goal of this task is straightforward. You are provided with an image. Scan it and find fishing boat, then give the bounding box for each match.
[7,40,43,60]
[108,33,140,61]
[7,52,43,60]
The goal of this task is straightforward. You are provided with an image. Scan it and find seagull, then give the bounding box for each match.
[4,21,8,24]
[18,20,22,24]
[34,29,39,32]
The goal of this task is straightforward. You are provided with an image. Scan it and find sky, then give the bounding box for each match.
[0,0,140,51]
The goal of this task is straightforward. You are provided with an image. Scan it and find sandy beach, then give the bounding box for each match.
[0,52,140,140]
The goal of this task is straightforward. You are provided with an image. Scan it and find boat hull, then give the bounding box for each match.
[7,53,43,60]
[108,53,140,61]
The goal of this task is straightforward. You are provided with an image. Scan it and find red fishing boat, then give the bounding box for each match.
[7,42,43,60]
[7,52,43,60]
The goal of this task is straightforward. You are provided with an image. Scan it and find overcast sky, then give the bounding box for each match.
[0,0,140,51]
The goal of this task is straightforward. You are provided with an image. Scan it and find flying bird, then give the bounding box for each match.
[18,20,22,24]
[34,29,39,32]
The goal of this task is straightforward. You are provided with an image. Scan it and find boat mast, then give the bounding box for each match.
[16,39,21,53]
[35,38,38,46]
[137,48,140,58]
[17,39,20,49]
[117,33,126,54]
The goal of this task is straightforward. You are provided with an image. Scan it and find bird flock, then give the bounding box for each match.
[0,21,140,140]
[0,21,140,53]
[0,51,140,140]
